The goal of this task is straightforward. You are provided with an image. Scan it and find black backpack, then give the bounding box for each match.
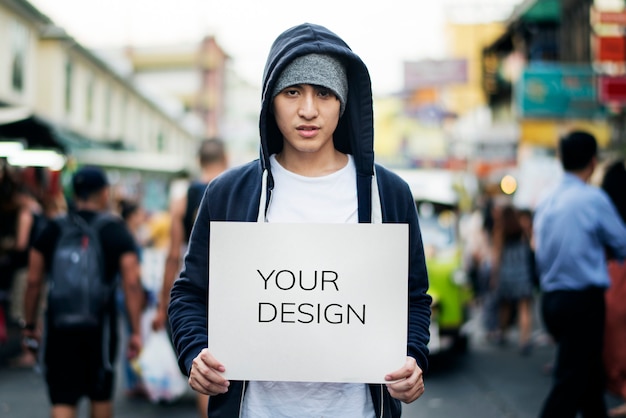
[47,213,113,329]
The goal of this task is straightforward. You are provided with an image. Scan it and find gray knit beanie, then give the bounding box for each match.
[272,53,348,116]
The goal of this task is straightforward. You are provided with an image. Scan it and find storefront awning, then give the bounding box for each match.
[0,114,66,151]
[72,149,189,173]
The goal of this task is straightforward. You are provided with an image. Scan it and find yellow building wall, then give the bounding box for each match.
[443,22,507,116]
[374,96,447,165]
[519,119,611,148]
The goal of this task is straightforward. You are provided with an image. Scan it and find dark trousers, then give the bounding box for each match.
[540,288,608,418]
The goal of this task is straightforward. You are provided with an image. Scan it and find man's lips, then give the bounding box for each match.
[296,125,319,138]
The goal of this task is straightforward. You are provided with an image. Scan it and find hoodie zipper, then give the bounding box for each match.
[379,384,384,418]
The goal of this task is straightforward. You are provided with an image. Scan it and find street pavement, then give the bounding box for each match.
[1,308,624,417]
[0,320,551,418]
[0,363,199,417]
[0,313,199,418]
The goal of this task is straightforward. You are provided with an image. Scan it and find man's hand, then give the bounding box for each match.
[151,306,167,331]
[21,326,40,354]
[385,356,425,403]
[127,332,142,360]
[189,348,230,396]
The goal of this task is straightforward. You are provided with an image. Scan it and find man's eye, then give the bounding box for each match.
[317,88,333,98]
[284,89,299,96]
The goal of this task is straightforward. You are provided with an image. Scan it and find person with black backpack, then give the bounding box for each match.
[21,166,145,418]
[151,137,228,418]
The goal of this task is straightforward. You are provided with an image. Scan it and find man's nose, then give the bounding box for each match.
[298,93,318,119]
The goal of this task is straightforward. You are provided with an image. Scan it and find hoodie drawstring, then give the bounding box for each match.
[371,168,382,224]
[257,169,268,223]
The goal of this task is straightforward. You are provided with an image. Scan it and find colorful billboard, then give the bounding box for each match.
[515,64,604,119]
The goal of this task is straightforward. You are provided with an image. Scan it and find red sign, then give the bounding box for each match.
[598,76,626,104]
[594,36,626,62]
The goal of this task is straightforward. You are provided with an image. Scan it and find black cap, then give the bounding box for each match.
[72,166,109,199]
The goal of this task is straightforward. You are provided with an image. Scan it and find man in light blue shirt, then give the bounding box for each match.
[534,131,626,418]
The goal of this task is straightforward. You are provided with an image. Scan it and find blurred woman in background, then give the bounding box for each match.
[490,204,535,355]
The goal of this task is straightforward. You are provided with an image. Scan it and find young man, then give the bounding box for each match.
[22,166,144,418]
[168,23,432,417]
[152,138,228,418]
[533,131,626,418]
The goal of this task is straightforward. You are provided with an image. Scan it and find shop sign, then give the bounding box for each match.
[519,119,611,148]
[404,59,468,89]
[594,36,626,62]
[591,9,626,26]
[515,64,604,119]
[598,75,626,103]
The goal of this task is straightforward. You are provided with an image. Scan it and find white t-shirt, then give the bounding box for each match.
[265,154,358,224]
[241,154,375,418]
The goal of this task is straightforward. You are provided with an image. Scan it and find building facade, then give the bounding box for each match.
[0,0,200,210]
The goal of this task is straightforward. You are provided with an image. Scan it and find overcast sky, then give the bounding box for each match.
[28,0,524,94]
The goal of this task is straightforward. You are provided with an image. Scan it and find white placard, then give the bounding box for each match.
[208,222,408,384]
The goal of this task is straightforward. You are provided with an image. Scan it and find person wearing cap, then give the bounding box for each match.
[168,23,431,417]
[533,131,626,418]
[22,166,145,418]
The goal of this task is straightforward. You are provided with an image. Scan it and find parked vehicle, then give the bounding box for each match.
[394,168,476,355]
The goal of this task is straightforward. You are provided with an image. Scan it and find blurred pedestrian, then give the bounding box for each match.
[533,131,626,418]
[477,195,501,343]
[9,190,66,368]
[151,137,227,417]
[0,162,33,344]
[599,159,626,417]
[489,204,535,355]
[117,198,150,399]
[463,194,494,303]
[517,208,539,290]
[518,208,533,242]
[152,138,228,332]
[21,166,145,418]
[168,22,431,417]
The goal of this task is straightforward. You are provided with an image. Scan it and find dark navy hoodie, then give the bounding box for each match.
[168,22,431,417]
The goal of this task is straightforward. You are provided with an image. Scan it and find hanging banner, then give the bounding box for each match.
[515,64,604,119]
[599,75,626,104]
[594,36,626,62]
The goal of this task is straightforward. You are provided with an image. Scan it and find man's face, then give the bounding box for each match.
[273,84,340,157]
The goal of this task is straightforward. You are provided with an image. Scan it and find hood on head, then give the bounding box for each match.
[259,23,374,178]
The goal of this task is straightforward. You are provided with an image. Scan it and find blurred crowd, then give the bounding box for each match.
[0,137,228,418]
[461,148,626,417]
[0,159,173,375]
[1,132,625,417]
